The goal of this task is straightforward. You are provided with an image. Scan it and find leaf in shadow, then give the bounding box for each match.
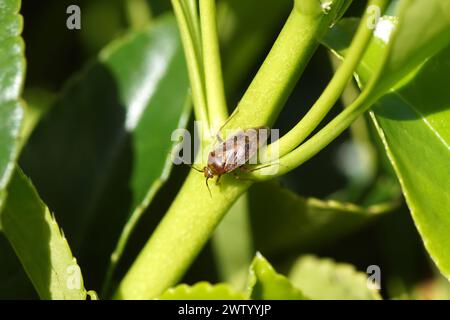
[20,14,190,289]
[248,181,398,256]
[0,233,36,299]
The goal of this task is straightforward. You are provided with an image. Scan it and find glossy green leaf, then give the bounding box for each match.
[0,0,25,211]
[1,168,88,300]
[371,48,450,279]
[20,14,191,289]
[160,282,246,300]
[323,8,450,278]
[247,253,308,300]
[289,255,381,300]
[248,181,398,255]
[376,0,450,94]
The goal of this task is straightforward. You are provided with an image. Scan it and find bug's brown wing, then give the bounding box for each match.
[244,127,270,165]
[210,128,270,172]
[218,131,244,172]
[223,130,261,171]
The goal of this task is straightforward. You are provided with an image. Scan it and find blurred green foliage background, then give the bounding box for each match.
[2,0,446,299]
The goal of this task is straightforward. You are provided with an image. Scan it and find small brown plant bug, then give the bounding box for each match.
[191,126,270,195]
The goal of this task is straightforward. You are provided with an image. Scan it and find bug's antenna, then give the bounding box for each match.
[218,108,239,132]
[205,177,212,198]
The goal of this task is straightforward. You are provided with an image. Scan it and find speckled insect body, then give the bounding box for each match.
[200,126,270,191]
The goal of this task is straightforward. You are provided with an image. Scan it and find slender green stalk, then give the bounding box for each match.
[261,0,388,162]
[331,52,377,177]
[185,0,202,46]
[172,0,209,127]
[101,182,162,297]
[200,0,229,131]
[253,87,382,179]
[182,0,202,63]
[116,0,342,299]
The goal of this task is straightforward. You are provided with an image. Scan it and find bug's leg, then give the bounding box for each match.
[216,174,222,185]
[241,163,278,172]
[232,171,255,182]
[205,177,212,197]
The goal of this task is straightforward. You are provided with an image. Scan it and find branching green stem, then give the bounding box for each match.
[252,0,399,180]
[261,0,388,162]
[225,0,336,131]
[116,0,342,299]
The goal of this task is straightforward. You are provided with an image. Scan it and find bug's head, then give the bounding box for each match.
[203,166,214,179]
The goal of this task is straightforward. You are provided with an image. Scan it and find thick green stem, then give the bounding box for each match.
[116,0,339,299]
[115,172,251,299]
[226,0,336,130]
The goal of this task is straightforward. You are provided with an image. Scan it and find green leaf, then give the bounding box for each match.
[247,253,308,300]
[248,181,397,255]
[323,8,450,279]
[160,282,246,300]
[1,168,88,300]
[20,14,190,288]
[0,0,25,210]
[289,255,381,300]
[326,0,450,97]
[376,0,450,94]
[371,48,450,279]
